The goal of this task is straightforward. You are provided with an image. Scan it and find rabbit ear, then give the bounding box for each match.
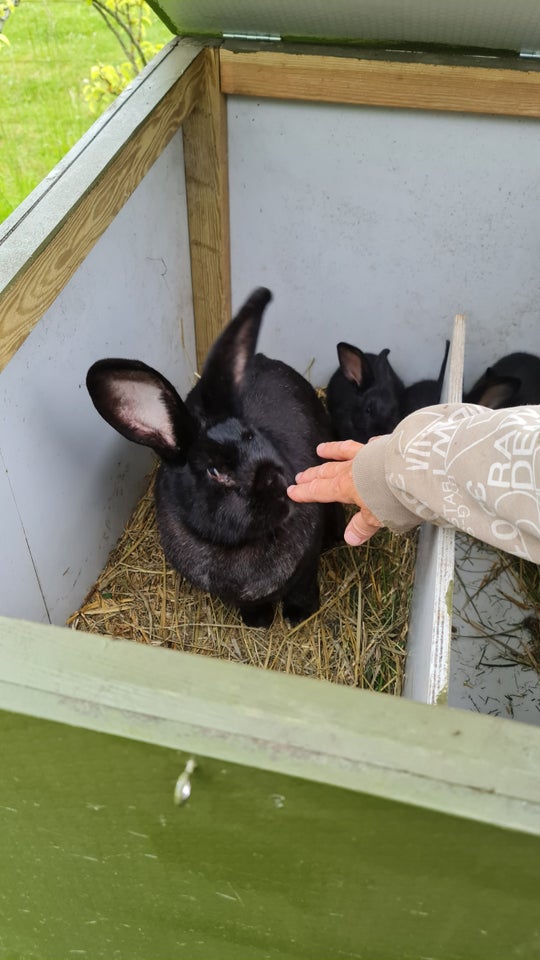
[373,348,396,380]
[473,373,521,409]
[437,340,451,388]
[198,287,273,417]
[86,359,197,459]
[337,342,372,388]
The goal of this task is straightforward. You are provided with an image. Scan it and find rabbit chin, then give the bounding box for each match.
[351,405,402,442]
[193,493,292,546]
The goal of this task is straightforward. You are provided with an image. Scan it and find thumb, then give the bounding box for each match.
[344,510,381,547]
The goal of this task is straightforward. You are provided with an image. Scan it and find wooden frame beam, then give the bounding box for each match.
[2,616,540,835]
[0,40,207,374]
[183,47,232,369]
[220,47,540,118]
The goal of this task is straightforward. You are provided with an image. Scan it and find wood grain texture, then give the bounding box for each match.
[0,43,207,374]
[183,47,231,370]
[2,616,540,835]
[220,48,540,117]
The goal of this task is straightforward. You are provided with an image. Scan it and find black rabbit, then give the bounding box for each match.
[326,342,405,442]
[402,339,450,416]
[465,352,540,408]
[87,288,343,628]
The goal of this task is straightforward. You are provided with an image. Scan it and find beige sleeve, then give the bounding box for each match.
[352,403,540,563]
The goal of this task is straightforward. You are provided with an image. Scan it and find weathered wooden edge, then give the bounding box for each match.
[1,616,540,835]
[182,47,232,369]
[428,315,466,702]
[220,47,540,117]
[0,39,208,374]
[404,315,465,704]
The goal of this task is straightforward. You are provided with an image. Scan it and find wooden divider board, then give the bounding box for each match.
[403,315,466,704]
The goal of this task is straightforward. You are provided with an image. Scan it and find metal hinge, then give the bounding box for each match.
[223,31,281,42]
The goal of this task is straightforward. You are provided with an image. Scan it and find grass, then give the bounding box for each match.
[0,0,172,222]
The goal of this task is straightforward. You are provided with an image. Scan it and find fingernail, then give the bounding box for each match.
[295,472,303,482]
[345,531,365,546]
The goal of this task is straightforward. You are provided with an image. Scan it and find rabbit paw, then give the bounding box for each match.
[282,591,320,626]
[239,602,275,628]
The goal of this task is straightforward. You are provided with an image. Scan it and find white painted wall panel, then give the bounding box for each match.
[0,131,196,625]
[0,450,48,622]
[228,98,540,390]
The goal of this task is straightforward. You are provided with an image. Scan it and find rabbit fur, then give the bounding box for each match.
[402,339,450,416]
[87,288,343,628]
[326,342,405,442]
[465,352,540,408]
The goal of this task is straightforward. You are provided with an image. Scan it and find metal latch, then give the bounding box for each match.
[174,757,197,806]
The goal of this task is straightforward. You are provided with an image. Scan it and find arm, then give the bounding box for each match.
[288,403,540,563]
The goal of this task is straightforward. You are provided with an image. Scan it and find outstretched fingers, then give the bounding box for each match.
[287,438,385,548]
[316,439,363,461]
[295,460,346,484]
[287,458,360,505]
[287,476,346,504]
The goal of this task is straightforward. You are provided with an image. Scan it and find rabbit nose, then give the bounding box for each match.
[254,462,286,495]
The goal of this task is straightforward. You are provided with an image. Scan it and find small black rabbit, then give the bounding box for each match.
[465,352,540,408]
[326,342,405,442]
[402,339,450,416]
[87,288,343,628]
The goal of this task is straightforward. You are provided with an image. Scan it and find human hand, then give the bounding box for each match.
[287,440,384,546]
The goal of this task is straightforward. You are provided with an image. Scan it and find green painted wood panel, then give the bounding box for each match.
[1,709,540,960]
[2,617,540,836]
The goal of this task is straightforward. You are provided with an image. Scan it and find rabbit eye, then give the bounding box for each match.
[242,430,254,443]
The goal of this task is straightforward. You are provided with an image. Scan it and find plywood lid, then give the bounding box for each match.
[150,0,540,54]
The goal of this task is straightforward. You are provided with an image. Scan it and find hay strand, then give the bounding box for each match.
[453,532,540,676]
[69,467,417,695]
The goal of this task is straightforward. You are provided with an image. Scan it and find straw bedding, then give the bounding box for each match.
[68,466,418,694]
